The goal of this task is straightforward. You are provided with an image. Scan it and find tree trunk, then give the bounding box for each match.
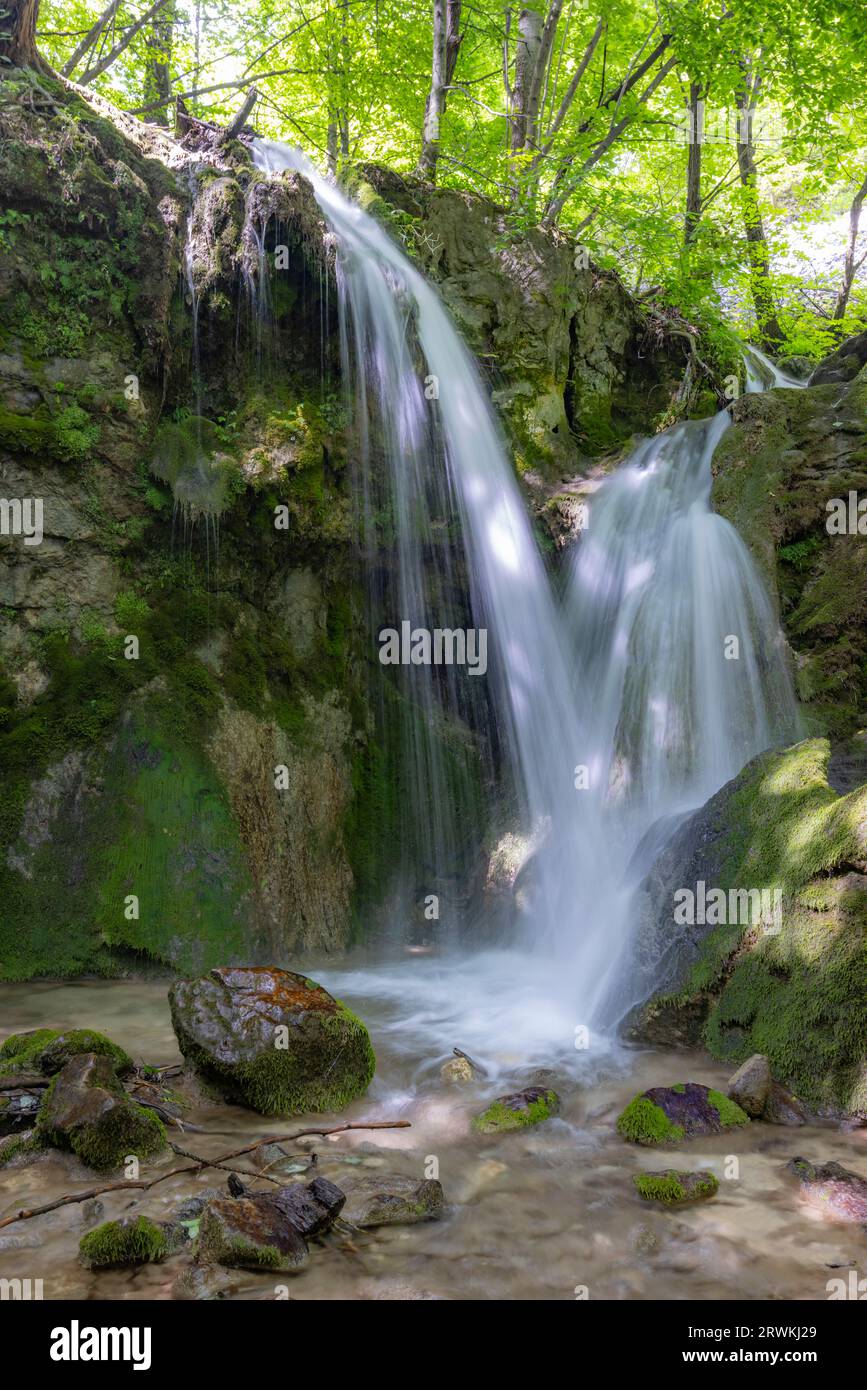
[684,82,703,244]
[510,6,543,154]
[0,0,45,67]
[832,172,867,322]
[736,88,784,350]
[143,1,176,127]
[417,0,462,181]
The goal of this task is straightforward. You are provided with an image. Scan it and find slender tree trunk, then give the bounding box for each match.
[417,0,462,180]
[736,86,784,350]
[684,82,703,244]
[510,6,543,154]
[832,172,867,322]
[143,1,176,127]
[0,0,45,67]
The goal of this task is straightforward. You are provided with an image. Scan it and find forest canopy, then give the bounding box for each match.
[5,0,867,359]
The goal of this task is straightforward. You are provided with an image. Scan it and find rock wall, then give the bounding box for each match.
[712,365,867,739]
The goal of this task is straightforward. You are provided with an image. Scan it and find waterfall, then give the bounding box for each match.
[250,138,801,1056]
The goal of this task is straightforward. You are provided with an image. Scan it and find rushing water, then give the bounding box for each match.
[248,140,803,1054]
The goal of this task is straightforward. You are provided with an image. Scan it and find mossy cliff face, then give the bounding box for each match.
[626,738,867,1114]
[356,164,689,473]
[0,81,366,978]
[711,368,867,738]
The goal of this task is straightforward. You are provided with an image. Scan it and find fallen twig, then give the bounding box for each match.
[0,1120,411,1229]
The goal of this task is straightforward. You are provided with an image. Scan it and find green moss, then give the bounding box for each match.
[472,1089,560,1134]
[633,1170,719,1203]
[37,1069,165,1173]
[616,1096,686,1146]
[182,1001,376,1115]
[79,1216,169,1269]
[0,1028,132,1077]
[0,1029,60,1075]
[707,1089,750,1128]
[0,1132,42,1167]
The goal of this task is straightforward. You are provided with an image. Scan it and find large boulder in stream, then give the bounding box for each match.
[616,1083,749,1145]
[169,966,376,1115]
[337,1173,444,1227]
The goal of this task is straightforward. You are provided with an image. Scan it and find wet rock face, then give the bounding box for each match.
[616,1083,749,1145]
[337,1173,444,1227]
[169,965,376,1115]
[786,1157,867,1224]
[36,1052,165,1172]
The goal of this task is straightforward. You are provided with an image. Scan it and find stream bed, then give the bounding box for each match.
[1,969,864,1302]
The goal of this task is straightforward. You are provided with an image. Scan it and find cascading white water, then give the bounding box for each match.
[561,406,803,1022]
[253,137,608,981]
[250,138,802,1063]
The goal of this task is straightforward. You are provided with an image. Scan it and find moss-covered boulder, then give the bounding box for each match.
[79,1215,180,1269]
[472,1085,560,1134]
[726,1053,772,1118]
[36,1052,165,1171]
[337,1173,444,1227]
[633,1169,719,1204]
[169,965,375,1115]
[196,1193,309,1272]
[0,1028,133,1078]
[617,1084,749,1145]
[626,738,867,1114]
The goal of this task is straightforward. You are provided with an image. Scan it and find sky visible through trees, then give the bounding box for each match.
[13,0,867,356]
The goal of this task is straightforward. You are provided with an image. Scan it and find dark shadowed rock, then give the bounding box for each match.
[617,1083,749,1145]
[786,1157,867,1223]
[169,965,375,1115]
[271,1177,345,1237]
[727,1054,772,1117]
[36,1053,165,1172]
[338,1173,444,1227]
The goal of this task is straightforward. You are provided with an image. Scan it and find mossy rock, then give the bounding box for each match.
[169,965,376,1115]
[472,1086,560,1134]
[0,1028,132,1078]
[196,1194,309,1272]
[627,738,867,1113]
[336,1173,443,1227]
[616,1084,748,1145]
[36,1052,165,1172]
[79,1215,178,1269]
[633,1169,719,1204]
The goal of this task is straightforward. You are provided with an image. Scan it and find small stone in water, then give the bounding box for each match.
[633,1169,719,1205]
[441,1056,473,1084]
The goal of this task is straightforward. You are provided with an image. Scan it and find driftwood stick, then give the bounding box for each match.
[0,1078,48,1092]
[0,1119,410,1229]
